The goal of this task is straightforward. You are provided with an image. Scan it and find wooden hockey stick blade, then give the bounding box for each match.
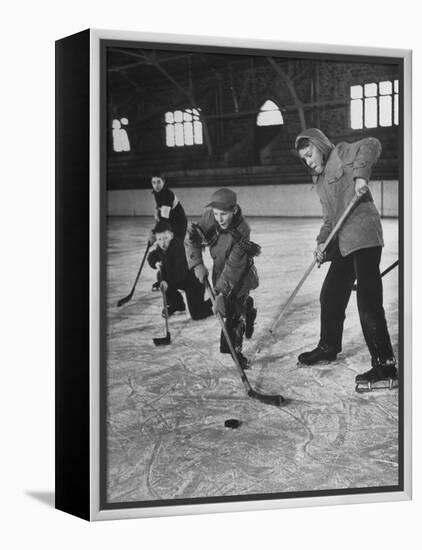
[117,243,151,307]
[204,279,285,406]
[117,292,134,307]
[248,389,285,407]
[153,331,171,346]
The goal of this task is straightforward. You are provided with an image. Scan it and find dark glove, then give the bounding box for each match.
[147,249,162,269]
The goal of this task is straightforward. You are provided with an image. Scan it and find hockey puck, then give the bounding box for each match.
[224,419,241,429]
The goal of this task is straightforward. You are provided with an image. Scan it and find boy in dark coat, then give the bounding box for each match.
[147,221,212,320]
[185,188,259,369]
[294,128,397,390]
[151,172,187,240]
[149,172,188,291]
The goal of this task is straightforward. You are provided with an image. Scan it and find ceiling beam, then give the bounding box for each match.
[266,57,307,130]
[108,50,193,72]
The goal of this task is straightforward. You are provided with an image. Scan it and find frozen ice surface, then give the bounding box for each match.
[106,216,399,504]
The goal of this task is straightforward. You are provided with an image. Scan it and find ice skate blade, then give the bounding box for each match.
[297,360,336,368]
[355,377,398,393]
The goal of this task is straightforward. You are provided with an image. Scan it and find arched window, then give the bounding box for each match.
[256,100,284,127]
[112,118,131,152]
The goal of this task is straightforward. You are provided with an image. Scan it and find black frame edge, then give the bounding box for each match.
[55,29,91,521]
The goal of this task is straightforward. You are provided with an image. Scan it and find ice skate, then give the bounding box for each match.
[355,359,398,393]
[297,344,338,366]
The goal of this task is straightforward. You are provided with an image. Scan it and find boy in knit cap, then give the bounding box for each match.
[185,188,259,369]
[148,220,213,320]
[294,128,397,391]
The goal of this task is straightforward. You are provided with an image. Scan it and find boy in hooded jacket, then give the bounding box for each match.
[294,128,397,391]
[185,188,259,370]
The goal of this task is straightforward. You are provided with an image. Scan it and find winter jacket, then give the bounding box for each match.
[147,237,189,287]
[185,208,259,297]
[296,129,384,256]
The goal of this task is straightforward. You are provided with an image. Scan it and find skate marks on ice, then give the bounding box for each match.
[106,217,399,503]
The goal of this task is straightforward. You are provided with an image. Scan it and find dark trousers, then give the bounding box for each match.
[220,294,248,355]
[319,245,394,363]
[166,272,212,320]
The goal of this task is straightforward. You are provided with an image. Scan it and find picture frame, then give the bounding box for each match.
[55,28,412,521]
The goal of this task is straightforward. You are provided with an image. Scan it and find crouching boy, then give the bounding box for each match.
[185,188,259,369]
[147,221,213,320]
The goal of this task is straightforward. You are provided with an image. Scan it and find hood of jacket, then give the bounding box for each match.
[151,182,168,196]
[295,128,335,159]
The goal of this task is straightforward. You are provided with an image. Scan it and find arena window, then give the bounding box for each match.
[350,80,399,130]
[165,108,203,147]
[256,100,284,127]
[112,118,131,152]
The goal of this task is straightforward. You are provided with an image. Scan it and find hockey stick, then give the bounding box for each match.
[205,279,284,407]
[266,193,361,340]
[352,259,398,291]
[117,242,151,307]
[153,273,171,346]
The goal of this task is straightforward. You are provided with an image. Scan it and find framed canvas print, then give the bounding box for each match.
[55,29,412,521]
